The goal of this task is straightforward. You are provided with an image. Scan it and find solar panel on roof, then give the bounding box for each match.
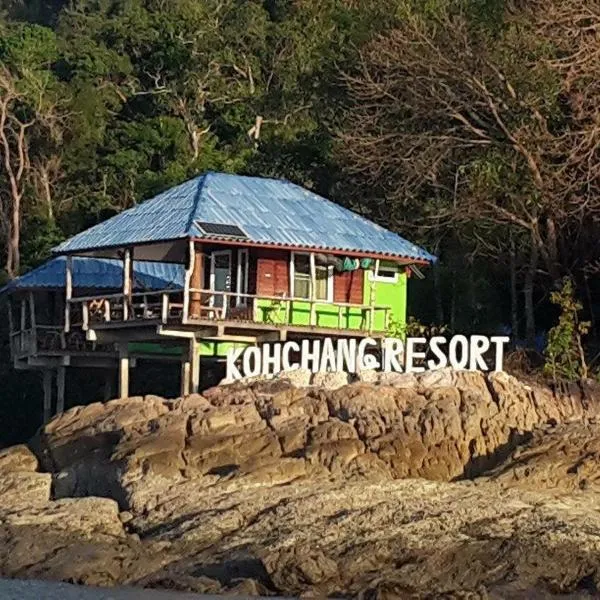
[196,221,248,239]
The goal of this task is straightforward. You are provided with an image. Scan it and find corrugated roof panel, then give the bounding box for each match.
[0,257,184,295]
[54,172,436,263]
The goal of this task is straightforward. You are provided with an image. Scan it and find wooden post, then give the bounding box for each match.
[56,366,66,414]
[118,343,130,399]
[180,354,191,397]
[29,292,37,355]
[82,301,89,330]
[309,253,316,327]
[123,248,132,321]
[190,336,200,394]
[183,239,193,322]
[20,298,26,353]
[64,256,72,332]
[189,242,203,319]
[369,260,378,334]
[43,370,52,424]
[161,293,168,324]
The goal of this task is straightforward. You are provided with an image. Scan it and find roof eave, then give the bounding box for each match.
[52,235,191,258]
[190,236,434,266]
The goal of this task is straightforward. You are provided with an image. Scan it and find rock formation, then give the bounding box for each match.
[1,369,600,597]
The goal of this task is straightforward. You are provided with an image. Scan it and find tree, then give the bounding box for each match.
[337,0,600,341]
[0,22,65,277]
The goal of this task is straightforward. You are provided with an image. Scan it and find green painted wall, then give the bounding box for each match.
[255,299,366,330]
[362,270,407,333]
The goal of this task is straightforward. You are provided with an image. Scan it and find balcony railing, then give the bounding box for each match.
[67,288,391,334]
[10,325,115,359]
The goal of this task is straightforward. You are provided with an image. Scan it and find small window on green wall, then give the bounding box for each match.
[369,261,399,283]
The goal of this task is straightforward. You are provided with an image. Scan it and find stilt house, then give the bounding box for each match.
[2,173,435,419]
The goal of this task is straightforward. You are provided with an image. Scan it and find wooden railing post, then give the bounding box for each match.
[29,292,37,355]
[309,254,316,326]
[64,256,72,333]
[222,293,228,319]
[161,293,168,324]
[104,299,110,322]
[82,301,89,330]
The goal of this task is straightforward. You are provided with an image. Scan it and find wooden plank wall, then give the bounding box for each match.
[255,248,364,302]
[334,268,363,304]
[255,249,290,296]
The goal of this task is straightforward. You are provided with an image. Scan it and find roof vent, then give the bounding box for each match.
[196,221,249,239]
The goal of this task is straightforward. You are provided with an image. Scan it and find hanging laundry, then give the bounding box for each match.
[342,257,360,271]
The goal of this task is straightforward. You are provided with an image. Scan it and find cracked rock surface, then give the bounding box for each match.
[2,370,600,597]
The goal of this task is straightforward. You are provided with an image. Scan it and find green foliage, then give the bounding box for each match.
[544,278,590,382]
[387,316,448,339]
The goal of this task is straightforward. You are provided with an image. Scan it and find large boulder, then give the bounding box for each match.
[32,370,600,513]
[2,371,600,596]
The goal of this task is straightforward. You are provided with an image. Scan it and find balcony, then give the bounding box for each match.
[67,288,392,336]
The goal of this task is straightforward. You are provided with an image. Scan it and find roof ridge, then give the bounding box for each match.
[184,173,209,235]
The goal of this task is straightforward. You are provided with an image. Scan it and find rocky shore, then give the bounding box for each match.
[2,369,600,597]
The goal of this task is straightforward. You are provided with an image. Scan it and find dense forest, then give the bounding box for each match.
[0,0,599,442]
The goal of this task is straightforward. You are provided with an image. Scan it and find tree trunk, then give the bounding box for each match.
[9,192,20,277]
[583,271,597,340]
[510,234,519,340]
[524,234,538,347]
[433,242,444,324]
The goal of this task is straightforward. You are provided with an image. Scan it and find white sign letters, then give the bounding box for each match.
[226,335,510,381]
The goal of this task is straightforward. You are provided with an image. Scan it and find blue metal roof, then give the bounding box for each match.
[53,173,435,263]
[0,257,184,295]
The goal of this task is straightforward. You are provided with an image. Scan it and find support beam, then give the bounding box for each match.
[64,256,72,332]
[123,248,132,321]
[118,343,130,399]
[183,239,193,323]
[189,242,204,319]
[309,253,316,326]
[189,336,200,394]
[43,370,52,424]
[56,366,66,414]
[180,356,191,397]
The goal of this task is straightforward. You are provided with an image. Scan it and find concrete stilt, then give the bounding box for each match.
[43,370,52,424]
[56,366,66,414]
[190,336,200,394]
[119,344,130,399]
[180,357,191,397]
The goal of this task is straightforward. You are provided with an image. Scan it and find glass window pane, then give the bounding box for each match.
[294,276,310,299]
[315,266,329,300]
[294,254,310,274]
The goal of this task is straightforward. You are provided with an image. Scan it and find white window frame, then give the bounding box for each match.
[236,248,249,306]
[368,259,399,283]
[209,250,232,307]
[290,252,333,303]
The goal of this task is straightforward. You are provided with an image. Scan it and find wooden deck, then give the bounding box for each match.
[67,288,391,339]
